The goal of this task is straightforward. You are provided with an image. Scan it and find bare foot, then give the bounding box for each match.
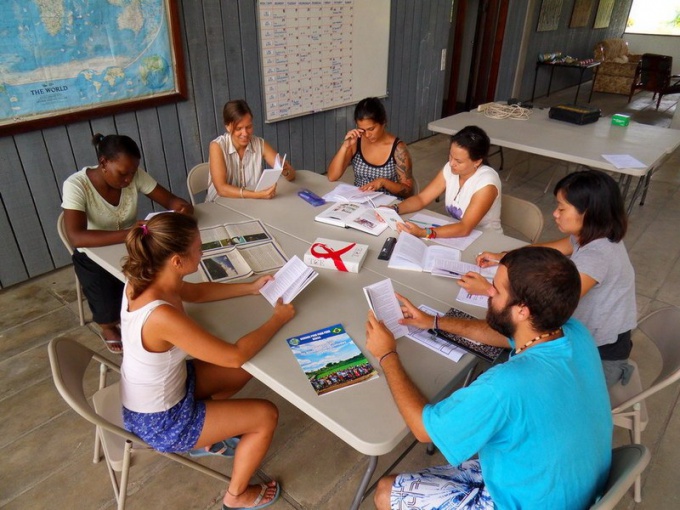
[99,323,122,354]
[223,481,279,509]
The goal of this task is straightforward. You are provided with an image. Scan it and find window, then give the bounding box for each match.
[625,0,680,35]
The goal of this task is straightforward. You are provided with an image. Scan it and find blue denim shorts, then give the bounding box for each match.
[123,360,206,453]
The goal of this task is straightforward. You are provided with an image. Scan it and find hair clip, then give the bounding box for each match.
[141,224,148,235]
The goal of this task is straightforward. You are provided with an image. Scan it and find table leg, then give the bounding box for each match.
[350,456,379,510]
[547,66,555,98]
[589,67,598,103]
[531,63,539,102]
[574,68,586,103]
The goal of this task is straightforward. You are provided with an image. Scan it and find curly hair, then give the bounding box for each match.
[122,213,198,299]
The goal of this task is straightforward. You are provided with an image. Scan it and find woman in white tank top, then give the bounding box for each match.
[120,213,295,509]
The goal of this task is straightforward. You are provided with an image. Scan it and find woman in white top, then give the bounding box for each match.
[393,125,502,239]
[207,99,296,201]
[120,213,295,510]
[61,134,193,353]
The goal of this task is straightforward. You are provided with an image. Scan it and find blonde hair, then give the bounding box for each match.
[123,213,198,298]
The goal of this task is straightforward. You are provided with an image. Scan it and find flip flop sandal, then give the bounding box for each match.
[188,436,240,458]
[222,481,281,510]
[97,332,123,354]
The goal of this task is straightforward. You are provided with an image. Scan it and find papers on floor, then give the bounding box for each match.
[456,287,489,309]
[388,232,461,272]
[286,323,378,396]
[322,183,395,207]
[259,256,318,305]
[405,305,466,362]
[601,154,646,169]
[315,202,389,236]
[363,278,409,338]
[406,212,483,251]
[254,153,286,191]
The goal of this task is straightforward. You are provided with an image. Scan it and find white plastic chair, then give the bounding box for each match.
[590,444,651,510]
[186,162,210,205]
[48,337,229,510]
[609,306,680,502]
[500,194,544,243]
[57,212,85,326]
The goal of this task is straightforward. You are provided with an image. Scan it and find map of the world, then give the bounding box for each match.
[0,0,177,127]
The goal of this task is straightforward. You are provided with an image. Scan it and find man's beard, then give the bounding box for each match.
[486,298,516,339]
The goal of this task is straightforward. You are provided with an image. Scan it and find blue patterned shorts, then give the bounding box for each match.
[123,360,206,453]
[391,461,494,510]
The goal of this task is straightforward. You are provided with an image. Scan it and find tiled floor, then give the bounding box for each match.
[1,85,679,510]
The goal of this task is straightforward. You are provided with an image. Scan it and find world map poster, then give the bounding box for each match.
[0,0,185,133]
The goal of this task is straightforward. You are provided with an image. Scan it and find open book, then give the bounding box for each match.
[406,304,466,362]
[407,213,483,251]
[388,232,461,272]
[254,153,286,191]
[315,202,389,236]
[433,307,506,363]
[200,220,273,252]
[322,183,395,207]
[431,259,498,280]
[200,241,288,283]
[374,207,403,230]
[259,255,318,305]
[363,278,409,338]
[286,323,378,396]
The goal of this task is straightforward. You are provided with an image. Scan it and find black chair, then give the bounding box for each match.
[628,53,680,110]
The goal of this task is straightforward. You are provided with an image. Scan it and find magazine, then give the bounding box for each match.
[286,323,379,396]
[199,220,273,252]
[200,240,288,283]
[314,202,389,236]
[433,307,506,363]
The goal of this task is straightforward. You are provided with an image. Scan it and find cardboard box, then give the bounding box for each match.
[611,114,630,127]
[304,238,369,273]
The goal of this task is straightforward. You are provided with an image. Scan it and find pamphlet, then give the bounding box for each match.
[322,183,394,207]
[363,279,409,338]
[405,304,466,362]
[259,255,318,305]
[456,287,490,309]
[388,232,461,272]
[286,323,378,396]
[255,153,286,191]
[200,241,287,283]
[434,308,506,363]
[374,207,403,230]
[314,202,389,236]
[199,220,273,252]
[407,213,483,251]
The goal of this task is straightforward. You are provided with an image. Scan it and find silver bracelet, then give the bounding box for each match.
[239,187,245,198]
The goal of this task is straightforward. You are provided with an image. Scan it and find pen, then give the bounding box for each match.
[477,252,501,263]
[436,269,463,279]
[410,220,441,227]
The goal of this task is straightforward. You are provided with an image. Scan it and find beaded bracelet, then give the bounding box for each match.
[239,187,245,198]
[379,350,398,365]
[391,203,399,213]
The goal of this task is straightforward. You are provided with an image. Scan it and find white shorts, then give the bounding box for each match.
[391,461,494,510]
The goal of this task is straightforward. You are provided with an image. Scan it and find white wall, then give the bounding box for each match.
[623,34,680,74]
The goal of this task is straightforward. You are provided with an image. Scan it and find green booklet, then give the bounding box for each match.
[286,324,378,396]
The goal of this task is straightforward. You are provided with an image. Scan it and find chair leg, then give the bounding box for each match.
[75,273,85,326]
[117,440,133,510]
[93,363,109,463]
[633,404,642,502]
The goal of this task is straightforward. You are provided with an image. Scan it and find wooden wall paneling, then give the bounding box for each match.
[0,140,29,287]
[312,112,326,173]
[90,117,117,138]
[302,114,315,171]
[288,116,304,171]
[431,0,451,125]
[276,121,291,165]
[391,1,410,142]
[113,111,153,215]
[136,108,171,215]
[415,1,438,141]
[239,0,266,139]
[66,121,96,171]
[42,126,78,267]
[182,1,219,161]
[405,0,425,144]
[8,134,55,276]
[223,1,247,101]
[174,3,204,167]
[204,0,229,131]
[323,110,337,173]
[157,104,190,199]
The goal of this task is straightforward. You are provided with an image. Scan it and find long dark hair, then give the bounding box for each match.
[554,170,627,245]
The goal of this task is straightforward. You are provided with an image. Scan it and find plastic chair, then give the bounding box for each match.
[186,162,210,205]
[628,54,680,110]
[609,306,680,502]
[47,337,229,510]
[57,212,85,326]
[590,444,651,510]
[500,194,544,243]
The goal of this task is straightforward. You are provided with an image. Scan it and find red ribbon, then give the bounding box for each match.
[310,242,356,272]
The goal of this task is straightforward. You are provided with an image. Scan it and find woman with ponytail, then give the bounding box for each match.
[61,133,193,353]
[120,213,294,510]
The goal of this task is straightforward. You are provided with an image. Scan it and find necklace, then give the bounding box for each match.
[515,328,562,354]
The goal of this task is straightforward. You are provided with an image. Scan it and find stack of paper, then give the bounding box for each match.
[322,183,395,207]
[259,256,318,305]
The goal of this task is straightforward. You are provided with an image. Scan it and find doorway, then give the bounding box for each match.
[445,0,509,115]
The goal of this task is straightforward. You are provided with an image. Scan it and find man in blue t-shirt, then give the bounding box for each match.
[366,246,612,510]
